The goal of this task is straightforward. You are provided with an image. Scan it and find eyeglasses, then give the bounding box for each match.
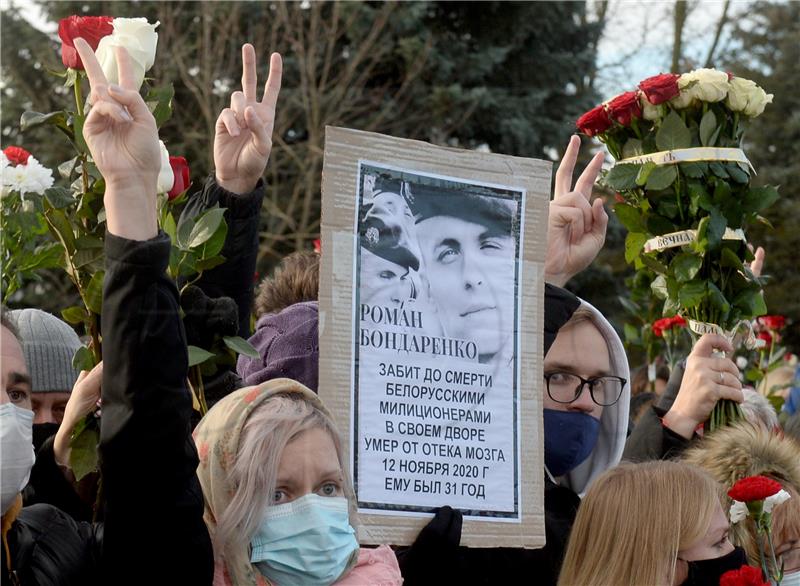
[544,372,626,407]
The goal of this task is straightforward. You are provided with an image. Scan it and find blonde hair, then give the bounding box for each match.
[214,393,353,558]
[558,461,721,586]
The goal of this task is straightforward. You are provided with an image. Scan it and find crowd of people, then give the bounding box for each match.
[1,39,799,586]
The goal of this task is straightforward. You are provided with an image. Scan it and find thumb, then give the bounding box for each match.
[591,198,608,235]
[691,334,733,358]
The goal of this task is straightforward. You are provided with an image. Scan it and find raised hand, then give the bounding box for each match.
[74,37,159,240]
[214,44,282,194]
[662,334,744,439]
[545,135,608,287]
[54,362,103,467]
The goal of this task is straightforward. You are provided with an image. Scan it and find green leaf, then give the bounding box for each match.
[622,138,643,158]
[43,205,76,255]
[198,220,228,260]
[176,216,195,249]
[707,282,730,314]
[646,165,678,191]
[732,288,767,317]
[71,345,95,371]
[17,244,63,272]
[720,247,744,270]
[222,336,260,359]
[84,270,104,314]
[188,345,215,366]
[656,111,691,151]
[20,110,70,135]
[727,164,749,184]
[671,253,703,282]
[62,306,88,325]
[651,274,669,300]
[162,211,177,242]
[678,280,706,308]
[604,164,641,191]
[688,182,713,212]
[745,368,764,383]
[635,162,657,186]
[623,323,641,344]
[614,203,647,233]
[640,254,669,275]
[680,162,706,179]
[709,162,729,178]
[69,422,98,481]
[625,232,647,263]
[699,110,717,146]
[44,187,75,209]
[196,256,227,272]
[707,208,727,249]
[188,208,227,249]
[145,83,175,128]
[72,248,104,270]
[742,186,780,214]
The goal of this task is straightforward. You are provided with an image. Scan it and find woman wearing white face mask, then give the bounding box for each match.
[193,379,402,586]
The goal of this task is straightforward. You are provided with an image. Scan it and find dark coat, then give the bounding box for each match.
[3,232,213,585]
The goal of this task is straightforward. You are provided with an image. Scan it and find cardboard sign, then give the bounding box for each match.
[319,127,551,548]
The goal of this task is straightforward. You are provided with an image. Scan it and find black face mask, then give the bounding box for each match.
[681,546,748,585]
[32,422,61,453]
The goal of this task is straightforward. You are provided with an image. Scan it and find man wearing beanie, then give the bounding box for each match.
[9,309,82,451]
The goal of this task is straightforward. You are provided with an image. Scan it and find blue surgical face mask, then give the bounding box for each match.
[543,409,600,477]
[251,494,359,586]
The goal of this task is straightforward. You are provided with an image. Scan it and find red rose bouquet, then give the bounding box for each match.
[578,68,777,431]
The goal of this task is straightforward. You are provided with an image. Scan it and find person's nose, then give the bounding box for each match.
[33,405,51,425]
[567,384,596,414]
[462,252,485,290]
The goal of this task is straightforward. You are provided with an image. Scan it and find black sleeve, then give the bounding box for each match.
[98,231,213,585]
[178,175,265,338]
[23,436,94,522]
[623,361,695,462]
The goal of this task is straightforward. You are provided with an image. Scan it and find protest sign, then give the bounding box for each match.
[319,127,551,547]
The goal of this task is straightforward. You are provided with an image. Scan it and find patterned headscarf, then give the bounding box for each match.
[193,378,332,586]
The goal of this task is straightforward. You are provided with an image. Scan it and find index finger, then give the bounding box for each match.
[554,135,580,199]
[241,44,257,101]
[691,333,734,358]
[260,52,283,112]
[74,37,108,89]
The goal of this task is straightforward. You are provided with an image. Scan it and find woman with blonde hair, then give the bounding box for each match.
[559,460,748,586]
[193,379,401,585]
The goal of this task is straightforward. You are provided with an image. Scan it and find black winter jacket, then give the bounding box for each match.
[2,232,213,585]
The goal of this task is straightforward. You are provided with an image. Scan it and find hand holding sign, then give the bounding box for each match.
[545,135,608,287]
[214,44,283,194]
[74,37,159,240]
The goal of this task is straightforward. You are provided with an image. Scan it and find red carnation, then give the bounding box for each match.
[576,105,612,137]
[670,315,687,328]
[3,146,31,166]
[728,475,782,503]
[652,316,684,337]
[607,91,643,126]
[58,15,114,70]
[757,331,773,349]
[313,238,321,254]
[638,73,681,105]
[167,156,190,201]
[757,315,786,331]
[719,565,768,586]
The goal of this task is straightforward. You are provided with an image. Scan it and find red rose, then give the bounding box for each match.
[757,331,773,348]
[757,315,786,331]
[167,156,190,201]
[719,565,768,586]
[638,73,680,105]
[670,315,687,328]
[576,105,612,137]
[3,146,31,166]
[313,238,321,254]
[606,91,643,126]
[58,16,114,70]
[728,475,782,503]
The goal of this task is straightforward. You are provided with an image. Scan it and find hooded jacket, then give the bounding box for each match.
[400,285,631,585]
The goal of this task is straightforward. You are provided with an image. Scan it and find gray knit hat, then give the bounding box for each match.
[9,309,82,393]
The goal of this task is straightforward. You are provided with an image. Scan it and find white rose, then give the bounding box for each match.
[726,77,774,117]
[156,141,174,194]
[95,17,159,90]
[670,73,696,109]
[687,68,730,103]
[22,157,54,195]
[743,88,773,117]
[764,489,791,513]
[640,95,663,121]
[729,499,749,524]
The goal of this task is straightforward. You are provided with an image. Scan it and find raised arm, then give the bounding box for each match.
[74,38,212,584]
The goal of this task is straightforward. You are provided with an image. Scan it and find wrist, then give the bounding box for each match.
[215,174,259,195]
[53,424,72,467]
[105,181,158,241]
[544,271,570,288]
[662,408,700,440]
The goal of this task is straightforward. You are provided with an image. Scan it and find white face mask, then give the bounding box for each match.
[1,403,35,514]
